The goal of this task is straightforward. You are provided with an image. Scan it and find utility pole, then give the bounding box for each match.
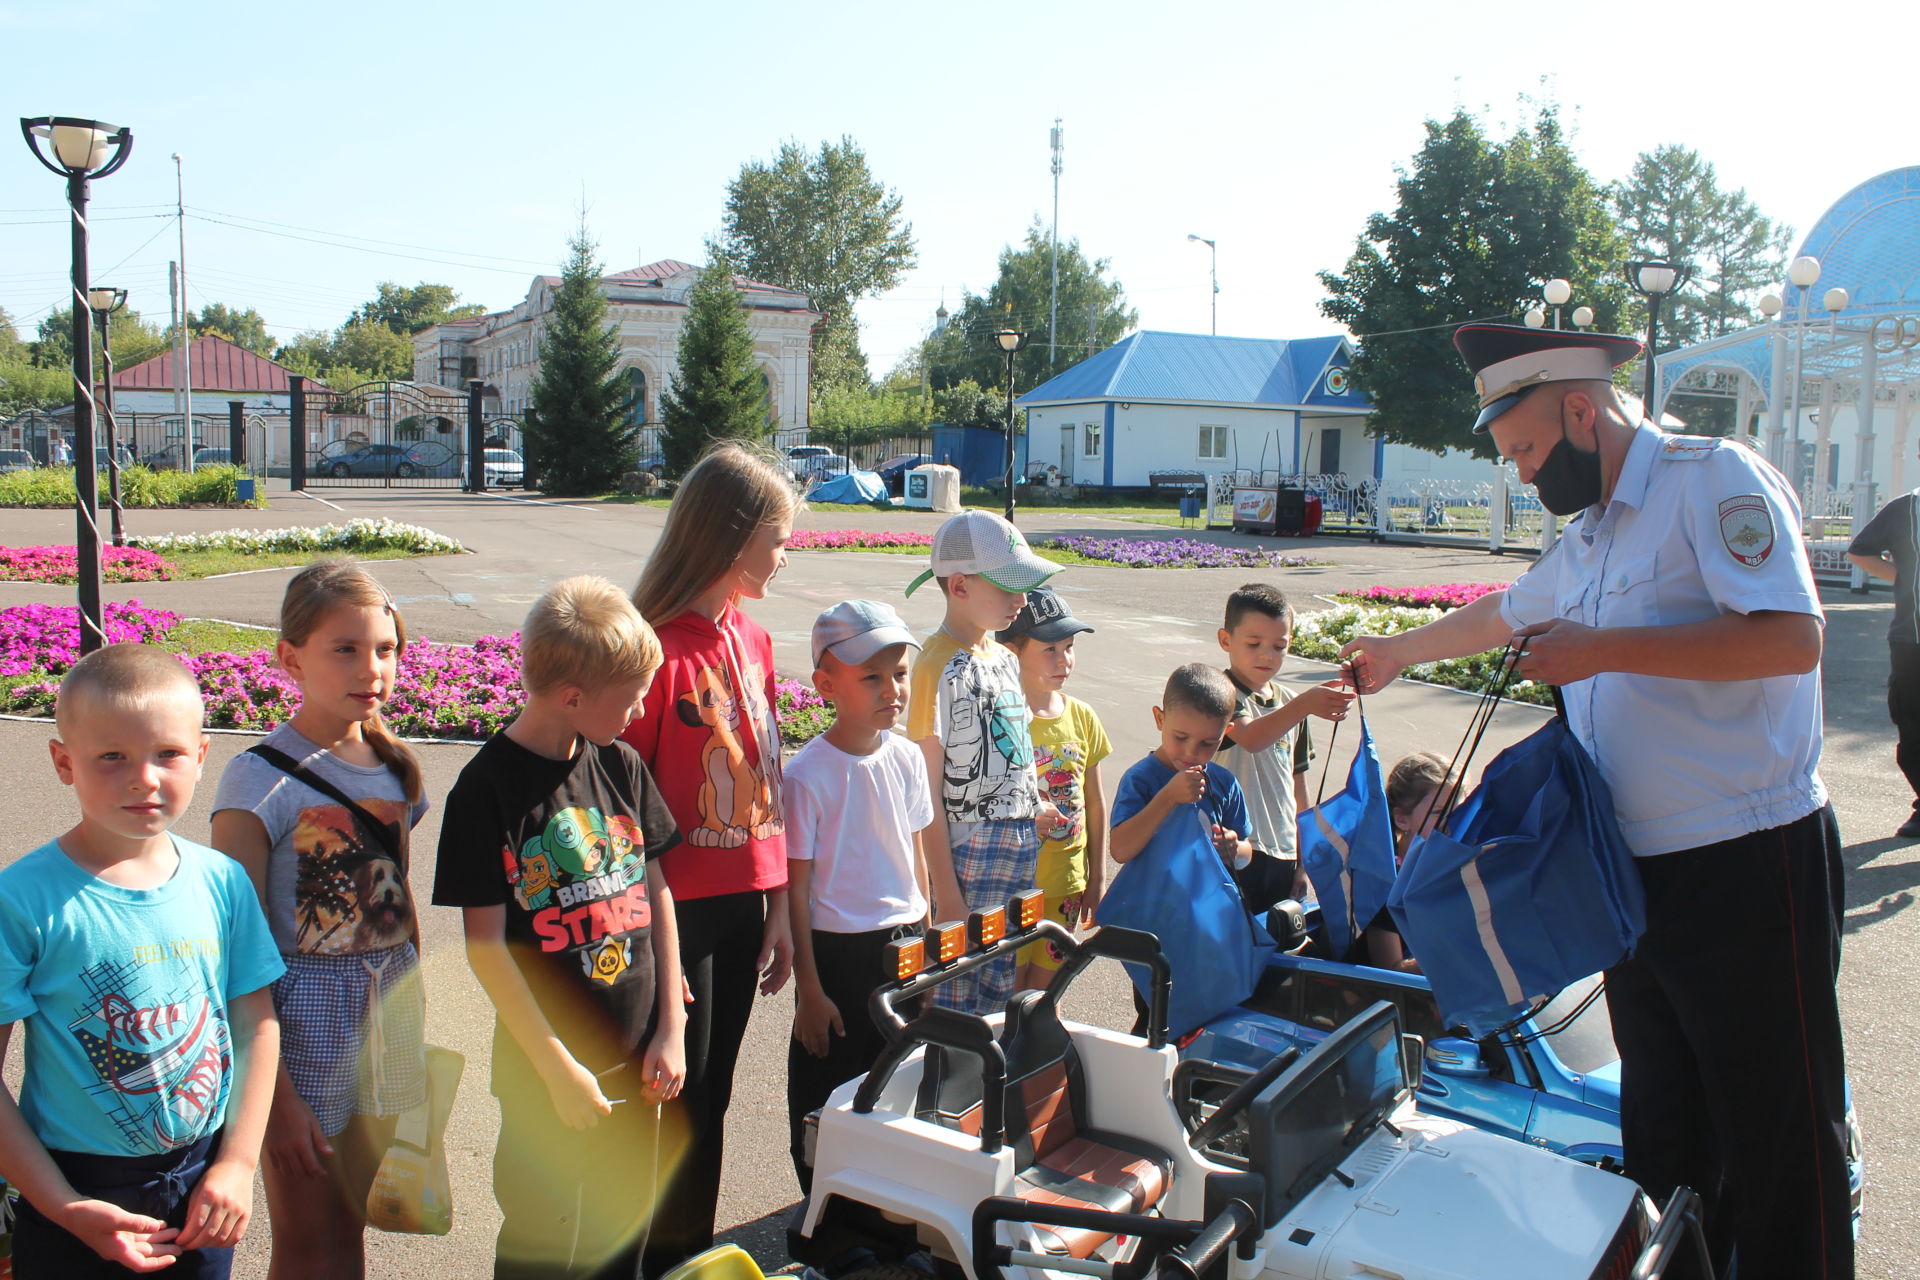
[169,261,183,433]
[172,153,192,469]
[1049,119,1062,364]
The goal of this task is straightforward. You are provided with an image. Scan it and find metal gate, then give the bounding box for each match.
[302,381,469,488]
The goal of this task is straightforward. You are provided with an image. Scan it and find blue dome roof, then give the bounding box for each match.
[1793,166,1920,317]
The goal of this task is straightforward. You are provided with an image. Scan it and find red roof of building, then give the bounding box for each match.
[114,335,309,393]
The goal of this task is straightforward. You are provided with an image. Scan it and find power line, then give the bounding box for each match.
[187,206,556,272]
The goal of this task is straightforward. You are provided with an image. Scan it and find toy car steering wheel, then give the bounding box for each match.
[1186,1046,1300,1150]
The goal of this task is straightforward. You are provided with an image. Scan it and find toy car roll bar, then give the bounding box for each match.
[1632,1187,1715,1280]
[971,1190,1260,1280]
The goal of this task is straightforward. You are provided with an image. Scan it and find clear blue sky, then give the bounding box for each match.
[5,0,1916,382]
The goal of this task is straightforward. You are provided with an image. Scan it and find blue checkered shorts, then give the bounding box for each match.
[272,942,426,1136]
[932,818,1040,1015]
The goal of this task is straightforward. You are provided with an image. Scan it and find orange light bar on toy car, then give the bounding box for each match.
[930,921,967,965]
[968,905,1007,950]
[1011,889,1045,932]
[883,935,927,983]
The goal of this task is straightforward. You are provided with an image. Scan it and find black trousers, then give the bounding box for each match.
[1606,804,1852,1280]
[1889,641,1920,809]
[13,1132,230,1279]
[642,890,767,1274]
[786,927,901,1192]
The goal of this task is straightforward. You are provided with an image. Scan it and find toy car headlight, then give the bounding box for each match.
[884,935,926,983]
[1010,888,1045,932]
[930,921,967,964]
[968,905,1007,949]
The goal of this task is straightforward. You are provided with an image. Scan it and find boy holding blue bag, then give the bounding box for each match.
[1099,665,1270,1036]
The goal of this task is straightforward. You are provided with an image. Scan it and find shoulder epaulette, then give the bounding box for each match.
[1658,434,1721,460]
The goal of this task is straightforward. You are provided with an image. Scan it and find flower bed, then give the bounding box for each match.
[786,528,1325,570]
[1,602,835,745]
[788,529,933,551]
[128,518,465,557]
[0,545,178,584]
[1333,582,1505,610]
[1291,601,1549,706]
[1043,535,1325,570]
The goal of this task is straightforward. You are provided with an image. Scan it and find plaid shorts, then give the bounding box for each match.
[273,942,427,1136]
[932,818,1040,1015]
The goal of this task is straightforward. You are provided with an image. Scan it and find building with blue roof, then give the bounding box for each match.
[1015,330,1377,487]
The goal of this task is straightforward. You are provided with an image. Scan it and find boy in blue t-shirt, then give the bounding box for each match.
[1110,663,1254,871]
[0,644,283,1277]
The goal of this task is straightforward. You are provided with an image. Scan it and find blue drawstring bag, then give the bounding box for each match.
[1097,802,1274,1038]
[1296,716,1398,960]
[1389,676,1647,1038]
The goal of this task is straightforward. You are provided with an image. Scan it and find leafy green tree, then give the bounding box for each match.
[812,383,932,454]
[0,307,24,363]
[1614,145,1791,346]
[522,225,637,493]
[933,378,1022,433]
[0,362,71,412]
[349,282,486,335]
[190,302,274,354]
[30,305,169,374]
[1318,107,1630,457]
[658,260,770,476]
[719,136,916,389]
[923,223,1137,397]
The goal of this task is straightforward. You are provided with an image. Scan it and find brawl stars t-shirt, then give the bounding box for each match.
[433,733,679,1091]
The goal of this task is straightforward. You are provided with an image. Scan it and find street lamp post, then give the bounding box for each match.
[20,116,133,656]
[1187,235,1217,335]
[992,329,1028,523]
[1625,260,1692,416]
[1524,279,1587,331]
[88,285,127,547]
[1785,256,1822,479]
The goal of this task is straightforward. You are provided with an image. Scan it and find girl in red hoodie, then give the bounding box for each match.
[623,441,795,1269]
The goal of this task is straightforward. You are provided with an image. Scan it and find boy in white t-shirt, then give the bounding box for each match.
[784,601,935,1191]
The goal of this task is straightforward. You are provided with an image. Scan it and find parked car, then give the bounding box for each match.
[140,443,186,471]
[484,447,525,487]
[794,453,851,480]
[191,447,231,467]
[0,448,35,474]
[786,444,833,463]
[872,453,931,496]
[91,445,138,471]
[320,442,453,479]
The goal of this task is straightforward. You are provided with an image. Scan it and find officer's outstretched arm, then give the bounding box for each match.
[1512,609,1821,685]
[1338,591,1513,693]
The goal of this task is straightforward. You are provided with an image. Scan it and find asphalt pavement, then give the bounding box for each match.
[0,483,1912,1277]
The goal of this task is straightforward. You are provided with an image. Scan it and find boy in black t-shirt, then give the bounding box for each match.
[433,577,685,1280]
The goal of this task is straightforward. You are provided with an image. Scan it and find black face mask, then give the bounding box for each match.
[1529,406,1603,516]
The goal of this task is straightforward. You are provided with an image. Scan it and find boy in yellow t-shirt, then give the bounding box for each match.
[998,587,1112,990]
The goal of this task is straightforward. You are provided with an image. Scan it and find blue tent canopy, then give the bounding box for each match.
[808,469,889,505]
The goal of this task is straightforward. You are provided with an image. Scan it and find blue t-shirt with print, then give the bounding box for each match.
[0,836,284,1157]
[1110,754,1249,844]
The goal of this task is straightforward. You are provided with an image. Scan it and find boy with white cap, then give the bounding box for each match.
[905,511,1065,1013]
[784,600,935,1190]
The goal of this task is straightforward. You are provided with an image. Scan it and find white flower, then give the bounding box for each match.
[128,520,465,557]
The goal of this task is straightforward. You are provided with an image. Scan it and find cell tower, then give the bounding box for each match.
[1049,119,1063,357]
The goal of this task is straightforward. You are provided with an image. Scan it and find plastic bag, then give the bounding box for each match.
[366,1045,465,1235]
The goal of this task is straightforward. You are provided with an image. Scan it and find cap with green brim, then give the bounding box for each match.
[904,509,1063,598]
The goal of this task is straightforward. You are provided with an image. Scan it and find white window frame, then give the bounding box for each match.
[1198,424,1228,461]
[1083,422,1103,458]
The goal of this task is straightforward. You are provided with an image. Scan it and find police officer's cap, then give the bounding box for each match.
[1454,323,1643,432]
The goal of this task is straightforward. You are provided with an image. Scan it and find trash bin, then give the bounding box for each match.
[236,478,256,503]
[1178,492,1202,521]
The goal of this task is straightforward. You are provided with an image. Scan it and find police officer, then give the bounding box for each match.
[1341,324,1851,1280]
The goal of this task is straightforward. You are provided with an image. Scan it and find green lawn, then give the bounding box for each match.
[161,618,277,655]
[164,545,428,579]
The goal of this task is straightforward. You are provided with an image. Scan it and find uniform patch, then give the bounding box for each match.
[1718,494,1775,567]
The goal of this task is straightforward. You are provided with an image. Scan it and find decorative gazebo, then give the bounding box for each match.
[1653,166,1920,576]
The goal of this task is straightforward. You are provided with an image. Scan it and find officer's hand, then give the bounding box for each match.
[1337,635,1407,694]
[1510,618,1606,685]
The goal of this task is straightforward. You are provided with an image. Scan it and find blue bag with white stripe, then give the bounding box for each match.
[1296,717,1398,960]
[1388,689,1646,1038]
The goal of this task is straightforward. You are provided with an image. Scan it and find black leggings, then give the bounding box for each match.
[642,889,766,1273]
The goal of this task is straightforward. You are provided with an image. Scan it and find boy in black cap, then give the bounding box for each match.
[996,586,1111,990]
[1340,322,1848,1280]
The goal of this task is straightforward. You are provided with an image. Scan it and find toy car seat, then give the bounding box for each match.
[997,989,1173,1257]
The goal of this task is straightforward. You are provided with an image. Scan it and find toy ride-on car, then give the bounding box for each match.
[790,891,1713,1280]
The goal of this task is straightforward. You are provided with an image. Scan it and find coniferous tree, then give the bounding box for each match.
[658,259,771,477]
[522,224,637,494]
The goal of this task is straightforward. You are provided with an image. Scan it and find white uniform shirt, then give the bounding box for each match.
[785,731,936,933]
[1500,422,1826,856]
